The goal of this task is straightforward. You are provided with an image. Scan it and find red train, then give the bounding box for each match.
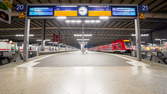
[89,40,132,53]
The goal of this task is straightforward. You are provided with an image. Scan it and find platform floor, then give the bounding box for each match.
[0,51,167,94]
[35,51,131,67]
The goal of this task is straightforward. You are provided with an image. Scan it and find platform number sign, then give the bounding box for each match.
[16,4,25,12]
[139,5,149,12]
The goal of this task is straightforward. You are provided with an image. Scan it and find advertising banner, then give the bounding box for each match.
[0,0,12,24]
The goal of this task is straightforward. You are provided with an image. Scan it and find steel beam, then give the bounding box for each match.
[0,27,151,31]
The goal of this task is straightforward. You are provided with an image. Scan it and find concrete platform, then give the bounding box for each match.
[35,51,131,67]
[0,51,167,94]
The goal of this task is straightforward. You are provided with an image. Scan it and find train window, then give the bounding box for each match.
[125,42,131,48]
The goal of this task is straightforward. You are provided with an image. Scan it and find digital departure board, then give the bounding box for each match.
[112,6,137,17]
[88,6,111,16]
[28,6,54,16]
[27,5,138,17]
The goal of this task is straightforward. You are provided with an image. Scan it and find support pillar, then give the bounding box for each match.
[23,19,30,62]
[41,19,46,51]
[135,17,141,61]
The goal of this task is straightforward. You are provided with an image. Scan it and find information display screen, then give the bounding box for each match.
[88,6,111,16]
[28,6,54,16]
[112,6,137,17]
[27,5,138,17]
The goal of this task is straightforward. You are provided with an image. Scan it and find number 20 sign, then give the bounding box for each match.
[16,4,26,12]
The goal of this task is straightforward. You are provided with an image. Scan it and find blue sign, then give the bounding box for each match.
[27,6,54,16]
[16,4,25,12]
[139,5,149,12]
[112,6,137,17]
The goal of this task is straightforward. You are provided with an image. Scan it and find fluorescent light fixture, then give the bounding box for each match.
[76,20,82,23]
[84,20,101,23]
[155,39,167,41]
[36,39,51,42]
[36,39,42,41]
[45,39,51,41]
[90,20,95,23]
[99,16,109,20]
[56,16,67,20]
[84,20,90,23]
[77,39,90,41]
[74,34,92,37]
[65,20,71,23]
[131,34,149,37]
[95,20,101,23]
[16,34,34,37]
[65,20,82,23]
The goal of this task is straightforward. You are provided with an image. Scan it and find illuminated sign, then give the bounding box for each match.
[54,6,78,16]
[88,6,111,16]
[27,5,138,17]
[112,6,137,16]
[28,6,54,16]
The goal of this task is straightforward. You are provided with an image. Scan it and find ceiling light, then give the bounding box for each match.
[84,20,90,23]
[99,16,109,20]
[56,16,67,20]
[76,20,82,23]
[77,39,90,41]
[84,20,101,23]
[131,34,149,37]
[95,20,101,23]
[74,34,92,37]
[15,34,34,37]
[90,20,95,23]
[65,20,71,23]
[65,20,82,23]
[36,39,42,41]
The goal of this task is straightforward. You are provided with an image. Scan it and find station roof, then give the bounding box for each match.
[0,0,167,47]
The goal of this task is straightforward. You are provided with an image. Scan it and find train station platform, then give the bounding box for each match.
[0,51,167,94]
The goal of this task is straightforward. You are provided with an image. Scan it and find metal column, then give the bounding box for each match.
[23,19,31,62]
[135,17,141,61]
[42,19,46,48]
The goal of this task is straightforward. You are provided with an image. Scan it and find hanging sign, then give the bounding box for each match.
[111,6,137,17]
[0,0,12,24]
[54,6,78,16]
[27,5,138,17]
[88,6,111,16]
[27,6,54,16]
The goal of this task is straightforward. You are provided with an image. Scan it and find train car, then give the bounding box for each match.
[111,40,131,53]
[0,41,18,64]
